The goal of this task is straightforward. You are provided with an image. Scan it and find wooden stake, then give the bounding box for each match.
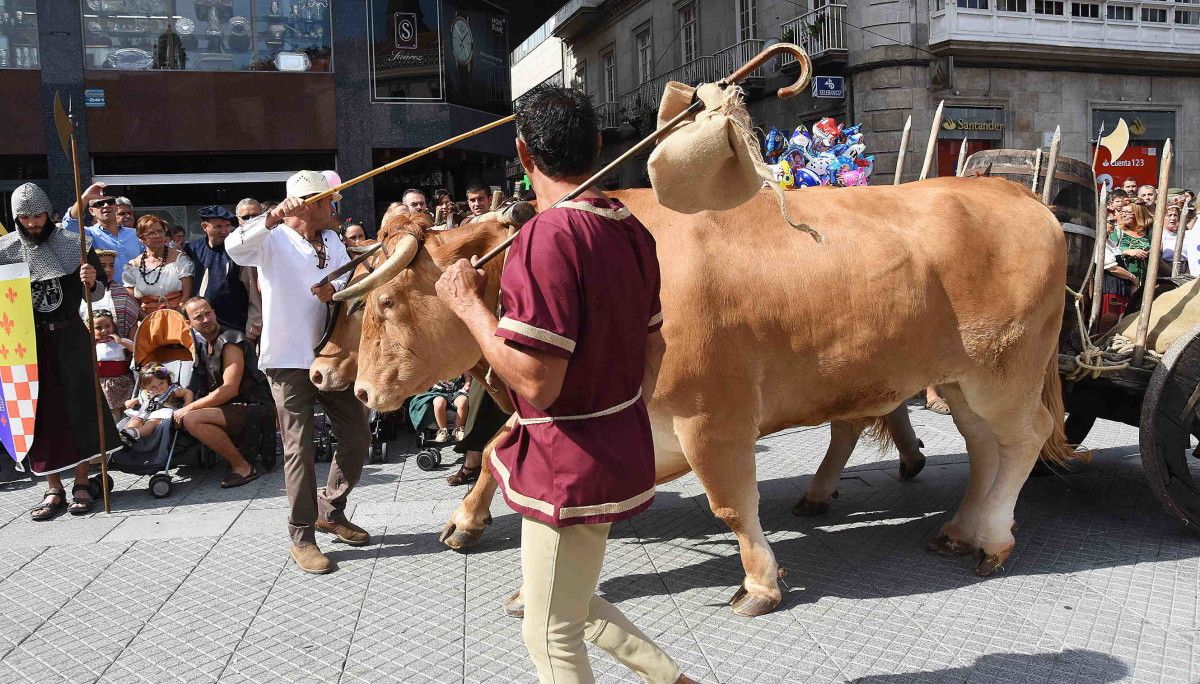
[1133,139,1174,366]
[918,101,944,181]
[955,138,968,177]
[1030,148,1042,192]
[1041,126,1062,206]
[1088,185,1109,329]
[1172,202,1192,278]
[893,115,912,185]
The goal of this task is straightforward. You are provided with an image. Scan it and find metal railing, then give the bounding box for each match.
[596,100,620,130]
[619,55,720,124]
[780,3,847,64]
[712,38,766,80]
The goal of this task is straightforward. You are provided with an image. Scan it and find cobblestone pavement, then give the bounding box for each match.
[0,405,1197,683]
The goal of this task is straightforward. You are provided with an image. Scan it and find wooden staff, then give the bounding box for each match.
[1088,185,1109,329]
[918,101,944,181]
[1132,139,1174,366]
[303,115,517,206]
[54,94,111,513]
[472,42,814,268]
[1030,148,1042,192]
[893,115,912,185]
[955,138,968,177]
[1041,126,1062,206]
[1171,202,1192,278]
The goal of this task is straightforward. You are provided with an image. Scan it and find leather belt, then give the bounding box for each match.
[35,320,77,333]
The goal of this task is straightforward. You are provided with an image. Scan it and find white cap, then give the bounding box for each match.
[286,170,342,202]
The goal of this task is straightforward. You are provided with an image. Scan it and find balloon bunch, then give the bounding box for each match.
[763,117,875,188]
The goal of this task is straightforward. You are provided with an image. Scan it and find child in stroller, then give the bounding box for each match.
[119,365,193,447]
[408,375,471,444]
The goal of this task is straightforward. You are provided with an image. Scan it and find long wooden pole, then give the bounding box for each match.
[303,115,517,206]
[1041,126,1062,206]
[954,138,968,177]
[1132,139,1174,366]
[918,101,944,181]
[1030,148,1042,192]
[1088,185,1109,329]
[69,114,111,514]
[1171,202,1192,278]
[893,115,912,185]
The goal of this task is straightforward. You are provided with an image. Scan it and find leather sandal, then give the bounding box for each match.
[220,465,261,489]
[31,488,67,521]
[69,483,95,516]
[446,464,481,486]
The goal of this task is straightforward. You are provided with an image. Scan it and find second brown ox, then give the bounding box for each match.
[318,178,1073,617]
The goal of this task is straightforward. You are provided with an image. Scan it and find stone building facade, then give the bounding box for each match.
[536,0,1200,190]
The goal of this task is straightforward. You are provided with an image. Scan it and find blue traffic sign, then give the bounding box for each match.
[812,76,844,99]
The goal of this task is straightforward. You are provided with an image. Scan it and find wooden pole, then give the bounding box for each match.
[68,111,111,514]
[1132,139,1174,366]
[955,138,968,177]
[1171,202,1192,278]
[1088,185,1109,329]
[893,115,912,185]
[490,189,504,210]
[1030,148,1042,192]
[918,101,944,181]
[1041,126,1062,206]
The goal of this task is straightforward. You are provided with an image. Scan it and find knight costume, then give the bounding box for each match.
[0,182,119,474]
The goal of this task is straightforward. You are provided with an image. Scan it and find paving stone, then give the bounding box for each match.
[101,510,240,543]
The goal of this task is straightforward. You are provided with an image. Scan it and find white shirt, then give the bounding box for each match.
[225,215,350,370]
[96,339,127,362]
[1183,228,1200,277]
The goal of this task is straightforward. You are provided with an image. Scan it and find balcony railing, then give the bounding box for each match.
[928,0,1200,55]
[596,101,620,130]
[620,55,721,123]
[780,3,847,65]
[712,38,766,81]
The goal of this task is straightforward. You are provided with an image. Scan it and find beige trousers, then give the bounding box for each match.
[521,516,682,684]
[266,368,369,546]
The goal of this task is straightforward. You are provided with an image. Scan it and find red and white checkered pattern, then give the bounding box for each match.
[0,363,39,459]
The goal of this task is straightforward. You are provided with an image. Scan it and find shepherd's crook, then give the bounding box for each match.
[54,92,111,514]
[471,43,814,268]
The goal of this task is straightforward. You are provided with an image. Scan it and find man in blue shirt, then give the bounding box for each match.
[62,183,142,277]
[184,205,254,332]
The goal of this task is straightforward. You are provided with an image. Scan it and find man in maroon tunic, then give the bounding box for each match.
[437,85,695,684]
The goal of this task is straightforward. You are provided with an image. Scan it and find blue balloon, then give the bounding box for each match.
[795,168,823,187]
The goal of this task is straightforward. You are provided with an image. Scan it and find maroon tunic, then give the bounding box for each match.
[490,197,663,527]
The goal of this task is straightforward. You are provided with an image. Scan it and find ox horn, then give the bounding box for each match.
[332,234,420,302]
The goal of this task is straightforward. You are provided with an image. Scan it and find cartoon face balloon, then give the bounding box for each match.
[805,152,838,179]
[775,159,795,189]
[795,168,824,187]
[840,167,869,186]
[763,127,786,163]
[846,143,866,159]
[811,117,842,149]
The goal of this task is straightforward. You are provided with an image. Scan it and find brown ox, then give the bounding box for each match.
[337,178,1073,616]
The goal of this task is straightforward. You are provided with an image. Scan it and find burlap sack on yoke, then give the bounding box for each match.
[647,81,766,214]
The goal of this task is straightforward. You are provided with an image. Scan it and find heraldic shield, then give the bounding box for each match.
[0,263,38,462]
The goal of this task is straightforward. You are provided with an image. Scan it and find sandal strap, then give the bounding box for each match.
[44,488,65,497]
[72,483,92,494]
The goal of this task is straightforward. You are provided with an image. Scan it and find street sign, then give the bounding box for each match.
[84,88,105,108]
[812,76,844,99]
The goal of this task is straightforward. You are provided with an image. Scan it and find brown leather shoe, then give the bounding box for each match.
[290,543,333,574]
[315,518,370,546]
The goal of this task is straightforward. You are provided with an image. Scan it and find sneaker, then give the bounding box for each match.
[290,543,334,574]
[118,428,140,447]
[433,428,450,443]
[452,427,465,442]
[316,518,370,546]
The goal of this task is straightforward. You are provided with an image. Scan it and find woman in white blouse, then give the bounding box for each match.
[123,215,194,314]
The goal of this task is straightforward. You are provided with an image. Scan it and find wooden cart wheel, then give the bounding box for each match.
[1139,324,1200,531]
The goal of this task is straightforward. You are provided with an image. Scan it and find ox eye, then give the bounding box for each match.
[378,296,395,310]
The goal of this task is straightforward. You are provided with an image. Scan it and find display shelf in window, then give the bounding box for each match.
[0,0,39,69]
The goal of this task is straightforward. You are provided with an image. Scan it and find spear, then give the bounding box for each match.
[893,115,912,185]
[955,138,968,177]
[1030,148,1042,192]
[918,101,944,181]
[1132,139,1174,366]
[53,92,110,513]
[1041,126,1062,206]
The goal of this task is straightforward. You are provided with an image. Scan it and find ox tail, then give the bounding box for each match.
[1039,355,1087,465]
[862,415,897,454]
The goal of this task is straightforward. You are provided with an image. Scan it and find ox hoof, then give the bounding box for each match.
[898,456,926,481]
[926,533,974,557]
[503,589,524,619]
[729,583,781,618]
[438,521,486,551]
[792,491,836,517]
[975,546,1013,576]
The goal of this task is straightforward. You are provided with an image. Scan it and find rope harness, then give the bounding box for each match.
[1063,285,1159,381]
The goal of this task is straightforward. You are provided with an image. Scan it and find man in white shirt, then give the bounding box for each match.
[226,170,371,575]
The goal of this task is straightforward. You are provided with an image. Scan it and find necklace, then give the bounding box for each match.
[139,246,168,286]
[309,235,328,270]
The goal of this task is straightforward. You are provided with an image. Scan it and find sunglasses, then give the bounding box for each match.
[238,214,257,221]
[89,198,117,208]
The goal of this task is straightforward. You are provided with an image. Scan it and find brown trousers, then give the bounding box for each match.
[266,368,369,546]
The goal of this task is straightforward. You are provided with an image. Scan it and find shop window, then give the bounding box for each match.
[956,0,990,9]
[997,0,1027,12]
[1070,2,1099,18]
[1034,0,1064,15]
[0,1,39,69]
[83,0,332,72]
[1106,4,1134,20]
[1141,7,1168,22]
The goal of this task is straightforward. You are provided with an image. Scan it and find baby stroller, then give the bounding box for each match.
[407,380,485,471]
[107,308,196,499]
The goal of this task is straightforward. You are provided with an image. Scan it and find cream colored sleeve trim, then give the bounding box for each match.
[648,311,663,328]
[498,316,576,353]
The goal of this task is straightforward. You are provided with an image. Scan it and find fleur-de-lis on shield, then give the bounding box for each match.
[0,346,8,359]
[0,314,13,336]
[4,288,16,304]
[15,343,27,359]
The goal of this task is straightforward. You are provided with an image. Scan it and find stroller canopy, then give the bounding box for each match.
[133,309,194,367]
